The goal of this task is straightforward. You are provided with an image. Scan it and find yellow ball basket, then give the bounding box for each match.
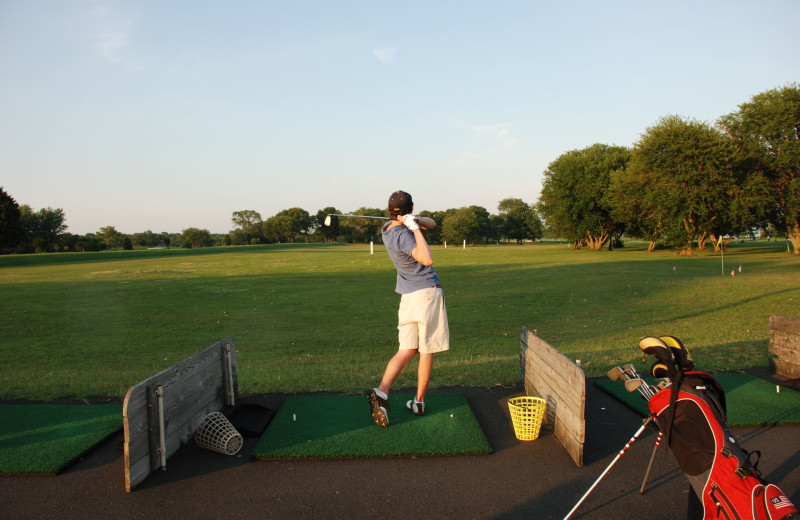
[508,396,547,441]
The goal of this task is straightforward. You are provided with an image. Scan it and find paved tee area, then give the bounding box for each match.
[1,374,798,519]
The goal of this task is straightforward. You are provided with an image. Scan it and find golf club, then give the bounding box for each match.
[606,366,625,382]
[324,213,437,229]
[623,364,655,399]
[625,378,645,393]
[563,417,655,520]
[619,364,654,400]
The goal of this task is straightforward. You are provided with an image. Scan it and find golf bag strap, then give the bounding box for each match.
[663,370,683,451]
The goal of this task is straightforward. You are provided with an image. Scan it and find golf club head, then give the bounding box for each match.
[625,379,644,393]
[324,215,332,227]
[623,364,641,378]
[607,366,625,382]
[654,378,671,391]
[659,335,694,371]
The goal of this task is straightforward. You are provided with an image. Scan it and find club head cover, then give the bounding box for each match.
[659,335,694,371]
[650,361,671,379]
[638,336,677,379]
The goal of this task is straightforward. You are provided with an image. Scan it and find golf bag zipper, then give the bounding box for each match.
[711,483,741,520]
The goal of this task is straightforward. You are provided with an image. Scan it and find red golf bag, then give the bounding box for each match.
[648,370,797,520]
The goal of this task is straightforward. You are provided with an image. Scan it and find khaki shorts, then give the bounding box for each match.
[397,287,450,354]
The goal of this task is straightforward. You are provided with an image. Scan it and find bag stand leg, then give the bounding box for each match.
[640,431,663,494]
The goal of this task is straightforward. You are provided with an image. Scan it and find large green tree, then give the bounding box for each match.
[719,84,800,254]
[626,116,765,255]
[537,144,630,250]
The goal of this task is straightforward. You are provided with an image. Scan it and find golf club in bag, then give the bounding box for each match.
[640,336,797,520]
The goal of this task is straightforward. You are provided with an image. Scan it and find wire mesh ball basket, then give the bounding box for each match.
[508,396,547,441]
[194,412,244,455]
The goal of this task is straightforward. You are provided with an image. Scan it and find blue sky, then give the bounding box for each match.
[1,1,798,234]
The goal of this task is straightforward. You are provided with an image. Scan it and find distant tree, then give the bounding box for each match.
[719,84,800,254]
[231,210,263,244]
[441,206,490,245]
[262,207,312,243]
[314,207,341,243]
[418,209,446,244]
[497,198,542,244]
[122,236,133,250]
[0,187,23,253]
[339,207,386,243]
[262,214,293,243]
[98,226,122,250]
[131,230,158,248]
[537,144,630,250]
[180,227,212,248]
[19,205,67,253]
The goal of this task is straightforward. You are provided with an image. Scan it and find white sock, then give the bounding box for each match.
[374,388,388,400]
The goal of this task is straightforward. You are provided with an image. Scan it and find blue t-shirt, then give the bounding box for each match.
[382,223,440,294]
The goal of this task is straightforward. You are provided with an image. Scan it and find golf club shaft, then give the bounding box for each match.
[328,213,389,220]
[563,417,654,520]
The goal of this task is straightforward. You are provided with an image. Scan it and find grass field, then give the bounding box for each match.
[0,240,797,400]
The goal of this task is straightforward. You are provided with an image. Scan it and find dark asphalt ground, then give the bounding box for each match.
[1,373,798,519]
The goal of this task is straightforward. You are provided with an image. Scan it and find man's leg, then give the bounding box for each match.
[416,352,433,402]
[378,348,417,395]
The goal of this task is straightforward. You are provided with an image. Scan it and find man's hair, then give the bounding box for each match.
[387,190,413,218]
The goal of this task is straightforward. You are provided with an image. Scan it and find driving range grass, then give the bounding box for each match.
[0,241,797,400]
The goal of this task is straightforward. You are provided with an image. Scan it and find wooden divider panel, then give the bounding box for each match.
[520,327,585,467]
[123,336,237,492]
[769,315,800,379]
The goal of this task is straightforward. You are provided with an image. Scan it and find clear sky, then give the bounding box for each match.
[1,1,798,235]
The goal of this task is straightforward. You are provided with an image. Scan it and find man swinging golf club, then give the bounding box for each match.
[365,190,450,427]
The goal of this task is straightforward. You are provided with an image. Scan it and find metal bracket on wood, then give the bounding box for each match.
[147,385,167,471]
[223,343,235,407]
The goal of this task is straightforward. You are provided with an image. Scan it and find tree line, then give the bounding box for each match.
[2,84,796,255]
[0,188,542,253]
[536,84,799,255]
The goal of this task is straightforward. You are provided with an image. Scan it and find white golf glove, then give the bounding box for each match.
[402,214,420,231]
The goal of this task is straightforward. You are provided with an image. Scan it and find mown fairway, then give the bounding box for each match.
[0,242,797,400]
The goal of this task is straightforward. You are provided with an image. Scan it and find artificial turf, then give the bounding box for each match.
[251,393,492,459]
[594,373,800,426]
[0,404,122,474]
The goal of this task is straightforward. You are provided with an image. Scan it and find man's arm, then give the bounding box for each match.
[400,215,434,266]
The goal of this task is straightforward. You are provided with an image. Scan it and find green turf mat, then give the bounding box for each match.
[594,373,800,426]
[251,393,492,459]
[0,404,122,474]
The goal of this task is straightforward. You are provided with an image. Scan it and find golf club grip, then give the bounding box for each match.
[417,216,436,230]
